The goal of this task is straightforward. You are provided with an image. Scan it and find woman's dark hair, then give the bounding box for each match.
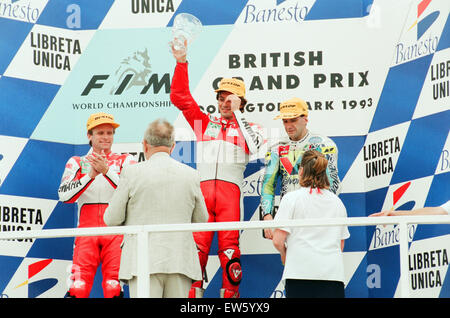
[299,150,330,189]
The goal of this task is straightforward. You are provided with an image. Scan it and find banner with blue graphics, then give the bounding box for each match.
[0,0,449,298]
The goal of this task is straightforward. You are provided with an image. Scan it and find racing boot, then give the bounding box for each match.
[188,280,205,298]
[220,288,240,298]
[219,248,242,297]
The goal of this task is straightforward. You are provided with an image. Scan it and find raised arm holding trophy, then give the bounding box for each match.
[169,13,265,298]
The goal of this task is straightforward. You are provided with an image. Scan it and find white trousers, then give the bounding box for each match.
[128,273,191,298]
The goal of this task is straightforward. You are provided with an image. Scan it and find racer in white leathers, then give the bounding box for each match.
[58,113,136,298]
[170,45,264,298]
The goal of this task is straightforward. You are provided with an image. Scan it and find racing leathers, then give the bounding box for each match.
[58,150,135,298]
[170,62,264,298]
[260,131,340,224]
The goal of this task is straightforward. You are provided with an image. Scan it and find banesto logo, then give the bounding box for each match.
[371,182,418,250]
[15,259,58,298]
[0,0,41,23]
[408,0,440,40]
[243,0,309,24]
[394,0,440,64]
[81,48,171,96]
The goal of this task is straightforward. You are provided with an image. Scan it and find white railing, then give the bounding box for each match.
[0,215,449,298]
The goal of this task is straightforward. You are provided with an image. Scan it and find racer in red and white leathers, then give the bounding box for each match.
[58,115,136,298]
[170,62,264,298]
[59,151,135,298]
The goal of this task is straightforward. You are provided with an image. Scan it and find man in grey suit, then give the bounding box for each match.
[104,119,208,298]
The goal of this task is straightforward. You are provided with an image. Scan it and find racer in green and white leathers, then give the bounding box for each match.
[260,131,340,222]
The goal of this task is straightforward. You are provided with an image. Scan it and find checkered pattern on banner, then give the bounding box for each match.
[0,0,448,298]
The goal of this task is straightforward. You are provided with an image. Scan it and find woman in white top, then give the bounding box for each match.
[272,150,350,298]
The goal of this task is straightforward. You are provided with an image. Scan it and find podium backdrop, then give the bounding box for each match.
[0,0,449,298]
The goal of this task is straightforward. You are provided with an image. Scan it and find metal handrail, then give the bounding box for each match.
[1,215,449,298]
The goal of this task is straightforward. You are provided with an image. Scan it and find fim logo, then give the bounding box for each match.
[15,259,57,298]
[109,48,151,95]
[81,48,171,96]
[408,0,440,40]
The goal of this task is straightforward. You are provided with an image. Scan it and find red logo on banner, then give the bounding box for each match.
[393,181,411,207]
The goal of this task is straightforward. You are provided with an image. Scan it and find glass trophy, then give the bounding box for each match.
[170,13,202,58]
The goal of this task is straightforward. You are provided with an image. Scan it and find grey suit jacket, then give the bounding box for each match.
[104,152,208,281]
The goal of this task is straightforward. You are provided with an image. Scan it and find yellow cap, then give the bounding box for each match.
[86,112,120,131]
[273,97,308,120]
[215,78,246,98]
